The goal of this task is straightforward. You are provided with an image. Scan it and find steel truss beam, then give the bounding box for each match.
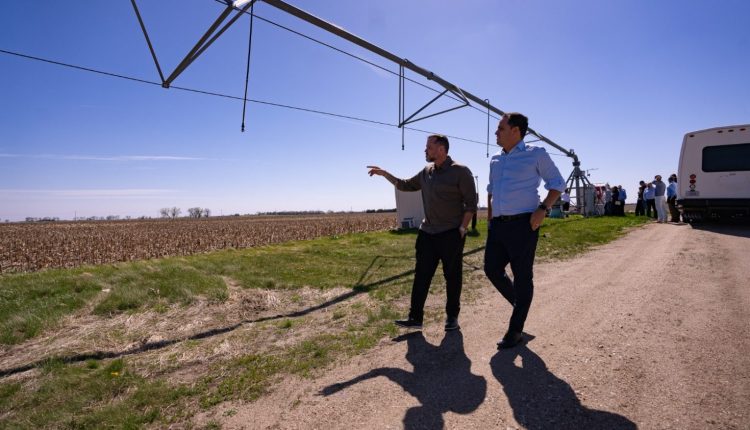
[257,0,578,163]
[130,0,258,88]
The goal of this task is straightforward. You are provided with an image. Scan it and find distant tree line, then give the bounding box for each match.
[256,210,325,215]
[159,207,211,219]
[24,217,61,222]
[16,207,392,223]
[23,215,155,222]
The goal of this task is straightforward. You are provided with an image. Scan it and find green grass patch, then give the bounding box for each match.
[0,270,102,344]
[536,214,649,260]
[0,358,197,429]
[92,261,226,315]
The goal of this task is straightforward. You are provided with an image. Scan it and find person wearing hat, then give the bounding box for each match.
[652,175,668,223]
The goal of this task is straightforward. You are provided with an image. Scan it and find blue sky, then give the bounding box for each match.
[1,0,748,221]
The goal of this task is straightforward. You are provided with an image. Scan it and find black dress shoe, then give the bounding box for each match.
[395,318,422,329]
[444,317,460,331]
[497,331,524,349]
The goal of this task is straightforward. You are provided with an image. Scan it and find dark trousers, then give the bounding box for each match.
[615,201,625,216]
[483,215,539,334]
[635,199,645,216]
[667,196,680,222]
[646,199,656,218]
[409,229,465,322]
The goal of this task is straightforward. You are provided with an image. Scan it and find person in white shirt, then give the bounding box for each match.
[561,189,571,212]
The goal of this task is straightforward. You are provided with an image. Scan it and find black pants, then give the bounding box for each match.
[646,199,656,218]
[409,229,465,322]
[635,199,645,216]
[614,201,625,216]
[483,215,539,334]
[667,196,680,222]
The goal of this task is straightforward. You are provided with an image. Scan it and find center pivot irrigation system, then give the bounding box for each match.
[130,0,594,213]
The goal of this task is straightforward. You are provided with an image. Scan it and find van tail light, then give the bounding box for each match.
[689,174,697,190]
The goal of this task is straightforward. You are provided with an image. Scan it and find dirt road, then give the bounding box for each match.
[204,222,750,429]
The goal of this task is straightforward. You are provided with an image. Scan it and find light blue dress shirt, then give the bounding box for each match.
[644,186,655,200]
[487,140,566,216]
[667,182,678,198]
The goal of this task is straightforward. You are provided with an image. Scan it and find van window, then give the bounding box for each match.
[702,143,750,172]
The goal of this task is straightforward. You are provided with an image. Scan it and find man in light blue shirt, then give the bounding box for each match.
[484,112,565,349]
[643,183,656,218]
[667,173,680,222]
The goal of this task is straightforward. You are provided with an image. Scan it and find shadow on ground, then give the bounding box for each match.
[320,331,486,429]
[689,221,750,238]
[491,341,637,429]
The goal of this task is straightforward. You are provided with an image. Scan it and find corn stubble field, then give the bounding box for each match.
[0,213,398,273]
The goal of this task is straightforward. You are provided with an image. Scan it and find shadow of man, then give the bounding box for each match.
[320,331,487,429]
[491,341,637,429]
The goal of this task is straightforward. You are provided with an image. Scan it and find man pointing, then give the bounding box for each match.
[368,134,477,331]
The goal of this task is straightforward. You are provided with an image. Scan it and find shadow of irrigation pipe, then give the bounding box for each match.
[0,246,485,378]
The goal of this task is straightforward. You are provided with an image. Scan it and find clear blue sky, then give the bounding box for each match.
[1,0,748,221]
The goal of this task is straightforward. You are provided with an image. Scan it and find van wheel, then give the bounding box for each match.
[683,212,701,223]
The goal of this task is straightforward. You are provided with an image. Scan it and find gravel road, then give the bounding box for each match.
[208,222,750,429]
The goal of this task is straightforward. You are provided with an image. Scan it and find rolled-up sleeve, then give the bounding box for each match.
[537,150,566,192]
[459,167,478,212]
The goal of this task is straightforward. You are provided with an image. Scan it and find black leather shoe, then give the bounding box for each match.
[497,331,524,349]
[395,318,422,329]
[444,317,460,331]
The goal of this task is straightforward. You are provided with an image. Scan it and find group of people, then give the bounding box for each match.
[368,112,565,350]
[599,184,628,216]
[635,174,680,223]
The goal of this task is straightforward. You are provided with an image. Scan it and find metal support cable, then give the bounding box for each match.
[240,3,255,132]
[0,48,490,147]
[0,49,162,87]
[130,0,166,84]
[399,87,468,127]
[398,65,405,150]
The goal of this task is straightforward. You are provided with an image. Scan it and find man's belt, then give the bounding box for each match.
[492,213,531,222]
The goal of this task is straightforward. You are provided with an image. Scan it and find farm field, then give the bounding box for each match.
[0,213,399,273]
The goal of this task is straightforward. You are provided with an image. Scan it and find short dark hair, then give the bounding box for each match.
[505,112,529,138]
[429,134,450,153]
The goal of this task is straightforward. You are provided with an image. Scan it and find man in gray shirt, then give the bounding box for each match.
[367,135,477,331]
[652,175,668,223]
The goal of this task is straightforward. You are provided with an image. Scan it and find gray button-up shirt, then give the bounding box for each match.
[653,180,666,197]
[394,156,478,234]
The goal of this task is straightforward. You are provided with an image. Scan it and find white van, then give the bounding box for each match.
[677,124,750,222]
